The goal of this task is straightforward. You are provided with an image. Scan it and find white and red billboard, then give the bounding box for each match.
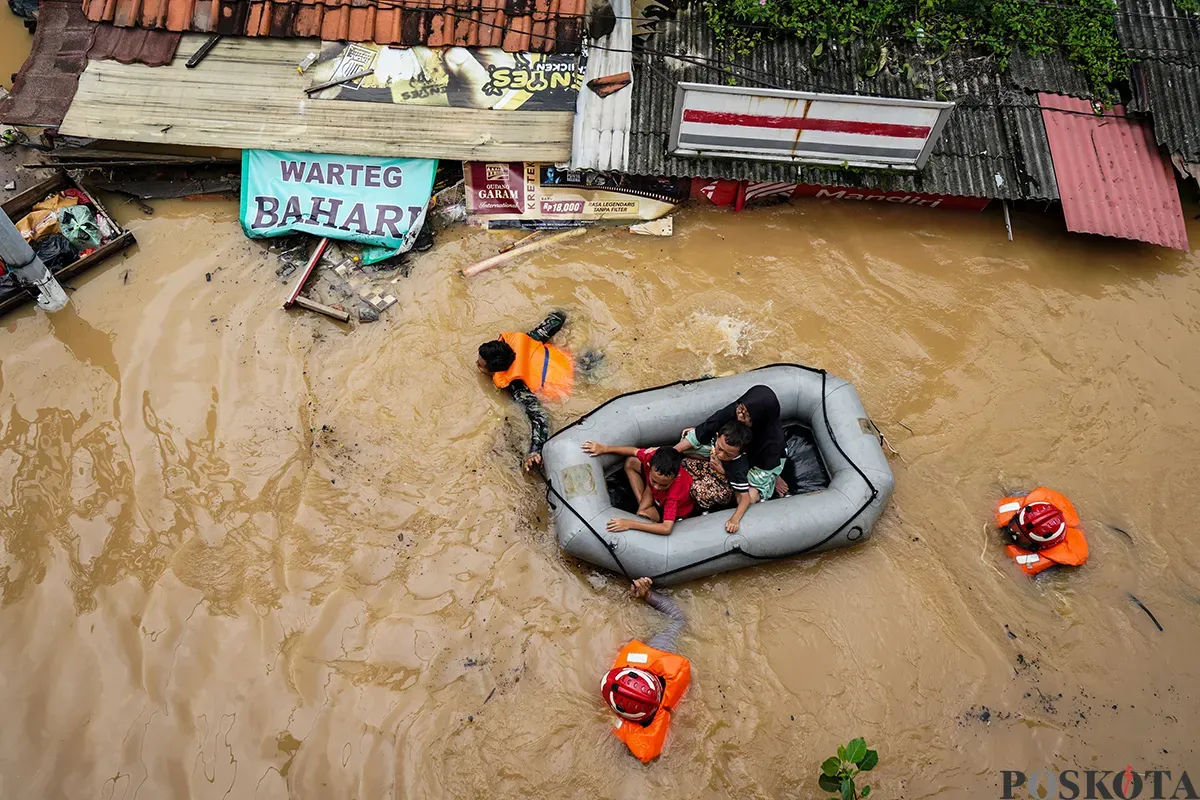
[670,83,954,170]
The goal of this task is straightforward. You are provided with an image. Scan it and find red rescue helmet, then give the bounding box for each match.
[1014,502,1066,550]
[602,666,663,722]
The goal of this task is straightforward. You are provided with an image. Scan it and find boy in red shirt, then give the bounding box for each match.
[581,441,694,534]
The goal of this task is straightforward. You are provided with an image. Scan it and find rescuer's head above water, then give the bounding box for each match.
[476,339,516,374]
[602,666,664,722]
[1010,502,1067,551]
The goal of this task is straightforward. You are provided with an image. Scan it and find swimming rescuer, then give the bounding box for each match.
[477,311,574,471]
[601,577,691,764]
[995,487,1089,577]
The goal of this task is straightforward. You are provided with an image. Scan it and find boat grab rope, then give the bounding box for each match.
[539,363,880,583]
[539,472,634,581]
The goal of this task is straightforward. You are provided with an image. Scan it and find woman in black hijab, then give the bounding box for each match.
[677,385,790,502]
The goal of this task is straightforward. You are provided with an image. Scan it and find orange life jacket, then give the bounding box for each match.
[995,487,1089,577]
[609,640,691,763]
[491,332,573,402]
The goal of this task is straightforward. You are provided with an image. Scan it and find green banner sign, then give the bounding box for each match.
[240,150,437,251]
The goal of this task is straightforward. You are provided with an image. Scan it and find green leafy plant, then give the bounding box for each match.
[701,0,1137,95]
[818,737,878,799]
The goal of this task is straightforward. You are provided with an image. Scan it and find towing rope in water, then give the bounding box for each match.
[539,363,880,582]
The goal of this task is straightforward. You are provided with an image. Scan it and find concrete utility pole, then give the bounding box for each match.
[0,211,68,312]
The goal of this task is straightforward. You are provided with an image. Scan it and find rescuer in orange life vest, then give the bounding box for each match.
[995,487,1089,577]
[477,311,575,472]
[601,577,691,764]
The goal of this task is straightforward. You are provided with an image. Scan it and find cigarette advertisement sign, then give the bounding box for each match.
[240,150,437,251]
[309,44,583,112]
[465,163,689,224]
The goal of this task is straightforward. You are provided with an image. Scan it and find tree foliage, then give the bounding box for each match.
[703,0,1141,93]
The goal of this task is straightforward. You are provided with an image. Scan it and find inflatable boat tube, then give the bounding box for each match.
[541,364,895,585]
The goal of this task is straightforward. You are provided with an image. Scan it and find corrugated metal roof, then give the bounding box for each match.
[0,0,179,126]
[60,34,575,160]
[1007,49,1092,98]
[1130,60,1200,162]
[627,4,1059,200]
[81,0,586,52]
[1117,0,1200,67]
[570,0,632,170]
[1039,92,1188,251]
[1115,0,1200,167]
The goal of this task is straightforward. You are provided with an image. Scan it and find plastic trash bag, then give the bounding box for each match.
[58,205,102,250]
[34,234,78,270]
[361,243,403,266]
[16,209,59,242]
[606,469,640,513]
[33,193,78,213]
[781,424,830,495]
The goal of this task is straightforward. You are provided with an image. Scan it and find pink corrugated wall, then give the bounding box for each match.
[1039,92,1188,251]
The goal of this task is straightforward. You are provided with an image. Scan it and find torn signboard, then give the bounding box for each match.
[464,162,689,227]
[696,178,990,212]
[240,150,436,254]
[309,44,584,111]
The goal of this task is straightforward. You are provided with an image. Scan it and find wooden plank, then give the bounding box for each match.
[0,232,136,317]
[283,237,328,307]
[292,295,351,323]
[58,35,575,161]
[2,175,68,218]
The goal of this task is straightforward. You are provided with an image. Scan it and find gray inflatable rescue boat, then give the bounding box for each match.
[540,365,895,585]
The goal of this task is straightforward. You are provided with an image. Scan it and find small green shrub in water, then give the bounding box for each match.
[818,737,878,799]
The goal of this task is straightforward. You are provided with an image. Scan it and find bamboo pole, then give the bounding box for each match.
[461,227,588,277]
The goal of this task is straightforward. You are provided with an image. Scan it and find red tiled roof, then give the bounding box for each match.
[1039,93,1189,252]
[81,0,588,52]
[89,21,182,64]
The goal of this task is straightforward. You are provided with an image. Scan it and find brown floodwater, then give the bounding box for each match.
[0,10,31,91]
[1,194,1198,799]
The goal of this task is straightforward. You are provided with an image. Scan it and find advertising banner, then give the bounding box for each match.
[240,150,437,251]
[465,163,690,225]
[696,178,989,212]
[791,184,990,211]
[309,44,584,112]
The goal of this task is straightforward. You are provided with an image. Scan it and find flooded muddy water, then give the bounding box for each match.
[0,11,31,90]
[1,195,1198,799]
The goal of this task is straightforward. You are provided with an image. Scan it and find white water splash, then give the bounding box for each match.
[675,309,769,371]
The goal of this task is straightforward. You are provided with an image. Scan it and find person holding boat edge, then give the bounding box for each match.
[602,577,691,763]
[477,311,574,471]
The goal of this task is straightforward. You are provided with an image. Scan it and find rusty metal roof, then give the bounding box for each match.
[1039,92,1188,251]
[81,0,587,52]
